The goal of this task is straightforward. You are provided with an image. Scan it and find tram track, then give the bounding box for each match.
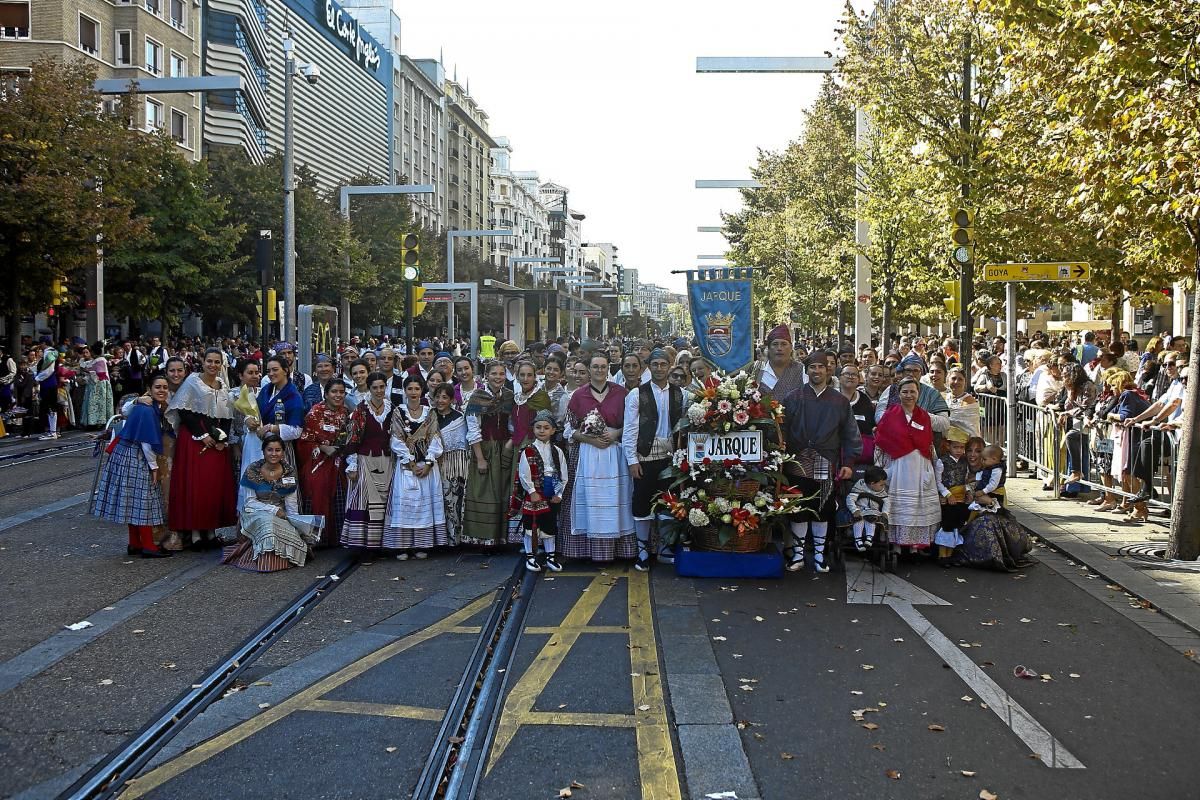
[59,551,365,800]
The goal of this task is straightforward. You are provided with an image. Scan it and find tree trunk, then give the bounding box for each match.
[5,311,19,357]
[880,273,895,345]
[1168,235,1200,560]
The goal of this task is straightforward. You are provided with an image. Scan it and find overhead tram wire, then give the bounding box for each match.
[60,551,365,800]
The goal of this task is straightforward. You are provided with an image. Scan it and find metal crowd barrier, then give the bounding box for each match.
[976,393,1176,510]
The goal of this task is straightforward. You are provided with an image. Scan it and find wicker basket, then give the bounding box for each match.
[691,525,768,553]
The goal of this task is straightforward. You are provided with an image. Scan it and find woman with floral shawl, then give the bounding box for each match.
[874,378,942,550]
[341,372,394,549]
[463,361,515,546]
[222,434,324,572]
[385,374,447,556]
[298,379,350,546]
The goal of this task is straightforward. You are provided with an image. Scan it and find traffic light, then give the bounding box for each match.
[51,278,70,306]
[951,208,974,264]
[412,286,427,316]
[255,289,278,321]
[400,232,420,282]
[943,280,960,317]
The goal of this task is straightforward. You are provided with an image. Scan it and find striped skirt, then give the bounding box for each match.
[438,448,470,545]
[340,454,392,549]
[383,465,449,550]
[559,440,637,562]
[92,440,165,527]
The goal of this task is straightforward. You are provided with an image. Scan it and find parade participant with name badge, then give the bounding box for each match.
[342,372,394,549]
[782,350,862,573]
[754,324,807,402]
[622,349,684,571]
[463,361,516,546]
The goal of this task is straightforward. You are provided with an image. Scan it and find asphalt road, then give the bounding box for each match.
[3,430,1198,800]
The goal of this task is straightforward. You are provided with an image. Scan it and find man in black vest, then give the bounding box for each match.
[622,349,684,571]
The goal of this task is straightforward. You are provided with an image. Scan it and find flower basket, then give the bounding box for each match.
[654,371,806,554]
[691,525,768,554]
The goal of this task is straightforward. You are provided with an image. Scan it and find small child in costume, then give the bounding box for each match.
[508,409,568,573]
[968,445,1007,513]
[934,426,972,565]
[846,465,890,552]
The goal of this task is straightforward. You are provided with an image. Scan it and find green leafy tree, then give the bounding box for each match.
[104,135,243,329]
[0,58,152,349]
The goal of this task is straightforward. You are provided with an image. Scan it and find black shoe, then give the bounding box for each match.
[634,556,650,572]
[524,554,542,573]
[127,545,140,556]
[140,548,172,558]
[544,553,563,572]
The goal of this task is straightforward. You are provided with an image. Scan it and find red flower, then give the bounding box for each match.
[680,459,690,473]
[702,457,711,465]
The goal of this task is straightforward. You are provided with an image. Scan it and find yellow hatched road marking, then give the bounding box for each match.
[118,593,495,799]
[486,567,682,800]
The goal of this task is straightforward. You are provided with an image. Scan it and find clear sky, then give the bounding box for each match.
[395,0,849,293]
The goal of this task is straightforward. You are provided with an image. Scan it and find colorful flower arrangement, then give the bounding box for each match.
[655,372,806,548]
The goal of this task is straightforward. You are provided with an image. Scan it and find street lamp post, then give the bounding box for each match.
[281,31,320,346]
[445,229,512,343]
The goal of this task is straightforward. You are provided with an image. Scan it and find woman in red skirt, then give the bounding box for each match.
[297,379,350,545]
[166,347,237,549]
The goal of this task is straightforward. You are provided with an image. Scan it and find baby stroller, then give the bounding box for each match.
[834,463,897,573]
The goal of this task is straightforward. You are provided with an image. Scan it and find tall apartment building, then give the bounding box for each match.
[445,76,494,250]
[621,266,638,295]
[201,0,391,192]
[539,181,585,279]
[487,138,552,278]
[0,0,202,160]
[395,56,445,229]
[581,242,620,288]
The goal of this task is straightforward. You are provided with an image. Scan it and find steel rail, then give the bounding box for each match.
[59,551,364,800]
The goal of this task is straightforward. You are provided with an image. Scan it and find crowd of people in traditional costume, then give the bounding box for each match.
[70,318,1193,576]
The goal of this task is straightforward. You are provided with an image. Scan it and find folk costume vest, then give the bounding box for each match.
[636,382,682,458]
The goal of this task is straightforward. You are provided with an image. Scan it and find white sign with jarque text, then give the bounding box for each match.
[688,430,763,463]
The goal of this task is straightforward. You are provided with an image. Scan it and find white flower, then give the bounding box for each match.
[672,449,689,467]
[733,410,750,426]
[714,497,732,513]
[681,487,696,499]
[716,400,733,414]
[688,508,710,526]
[721,514,733,524]
[687,404,708,424]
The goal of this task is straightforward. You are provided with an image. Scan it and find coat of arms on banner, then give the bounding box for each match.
[703,311,734,357]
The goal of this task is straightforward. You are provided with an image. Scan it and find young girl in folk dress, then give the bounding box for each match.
[463,362,515,546]
[342,372,394,550]
[431,384,469,545]
[385,374,448,559]
[298,379,350,546]
[509,409,568,573]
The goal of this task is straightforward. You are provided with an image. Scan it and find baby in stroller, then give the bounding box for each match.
[846,465,890,552]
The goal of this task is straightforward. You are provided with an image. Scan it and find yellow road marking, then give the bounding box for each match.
[448,625,483,634]
[486,572,620,771]
[485,567,682,800]
[118,593,495,799]
[304,699,444,721]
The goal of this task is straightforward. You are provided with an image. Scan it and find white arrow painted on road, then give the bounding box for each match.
[846,561,1085,769]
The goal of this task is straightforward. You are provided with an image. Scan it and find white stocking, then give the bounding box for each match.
[789,521,809,561]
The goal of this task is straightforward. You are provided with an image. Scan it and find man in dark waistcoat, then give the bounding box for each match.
[752,324,807,403]
[782,349,862,573]
[622,349,684,571]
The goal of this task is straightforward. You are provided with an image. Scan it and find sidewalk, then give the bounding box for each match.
[1005,476,1200,651]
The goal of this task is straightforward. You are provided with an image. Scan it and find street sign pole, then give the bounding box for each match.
[1006,282,1017,467]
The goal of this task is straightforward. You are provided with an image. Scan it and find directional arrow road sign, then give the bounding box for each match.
[845,561,1085,768]
[983,262,1090,282]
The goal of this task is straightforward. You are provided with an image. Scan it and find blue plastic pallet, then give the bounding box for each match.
[673,543,784,579]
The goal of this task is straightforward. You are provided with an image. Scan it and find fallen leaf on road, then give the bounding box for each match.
[631,672,641,677]
[956,578,967,583]
[781,752,794,760]
[861,722,880,731]
[806,603,818,608]
[448,736,464,744]
[1184,650,1197,659]
[850,690,863,695]
[961,770,976,777]
[558,788,572,798]
[98,679,113,686]
[1069,673,1081,679]
[132,629,146,635]
[385,746,397,753]
[732,653,743,659]
[738,685,755,691]
[712,636,727,641]
[558,704,567,709]
[885,769,901,780]
[570,783,585,790]
[862,664,875,670]
[65,621,93,631]
[871,743,885,751]
[257,702,270,709]
[928,724,946,732]
[1019,618,1032,623]
[962,695,974,702]
[754,616,764,622]
[980,790,999,800]
[893,638,904,643]
[638,704,651,711]
[753,732,765,740]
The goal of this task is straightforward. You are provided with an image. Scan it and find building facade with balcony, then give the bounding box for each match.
[445,76,494,255]
[394,56,445,229]
[581,242,620,288]
[0,0,202,160]
[487,138,552,278]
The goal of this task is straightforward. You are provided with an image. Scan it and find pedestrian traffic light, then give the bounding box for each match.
[255,289,278,321]
[400,232,420,282]
[943,280,960,317]
[951,208,974,264]
[413,286,427,316]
